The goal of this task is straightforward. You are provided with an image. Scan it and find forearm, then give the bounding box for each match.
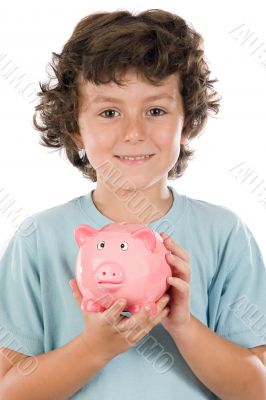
[0,334,108,400]
[173,315,266,400]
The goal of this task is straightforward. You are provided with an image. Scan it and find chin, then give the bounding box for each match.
[115,176,154,193]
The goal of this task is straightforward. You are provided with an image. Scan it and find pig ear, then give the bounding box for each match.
[131,227,156,252]
[74,224,98,247]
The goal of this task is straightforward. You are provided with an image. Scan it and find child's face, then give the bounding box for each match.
[75,69,186,189]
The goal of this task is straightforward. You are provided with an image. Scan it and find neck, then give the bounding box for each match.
[91,180,173,224]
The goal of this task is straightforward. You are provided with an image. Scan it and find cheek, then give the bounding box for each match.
[157,130,181,154]
[160,134,182,168]
[79,116,114,147]
[84,130,115,154]
[83,137,116,170]
[154,119,181,142]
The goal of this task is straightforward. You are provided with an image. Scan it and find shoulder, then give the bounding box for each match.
[15,195,83,239]
[180,194,257,262]
[184,194,246,234]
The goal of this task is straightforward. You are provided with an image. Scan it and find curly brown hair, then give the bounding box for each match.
[32,8,221,182]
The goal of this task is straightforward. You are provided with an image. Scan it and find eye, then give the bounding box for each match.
[147,108,166,117]
[100,109,119,118]
[97,241,105,250]
[99,108,166,119]
[120,241,128,251]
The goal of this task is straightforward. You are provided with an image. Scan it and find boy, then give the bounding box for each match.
[0,8,265,400]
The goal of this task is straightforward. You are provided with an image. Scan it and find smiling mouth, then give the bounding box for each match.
[114,154,155,165]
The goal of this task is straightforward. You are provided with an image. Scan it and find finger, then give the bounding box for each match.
[118,302,154,334]
[118,296,170,334]
[167,276,190,302]
[147,304,170,327]
[160,232,190,262]
[103,298,127,323]
[135,296,170,328]
[156,294,171,311]
[165,253,192,282]
[146,295,170,322]
[118,315,138,332]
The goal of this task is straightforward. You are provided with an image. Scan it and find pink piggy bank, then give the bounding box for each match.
[74,222,172,316]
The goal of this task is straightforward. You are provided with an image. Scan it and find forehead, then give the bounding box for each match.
[77,70,182,107]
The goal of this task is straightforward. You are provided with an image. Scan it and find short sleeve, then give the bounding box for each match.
[208,216,266,348]
[0,217,44,355]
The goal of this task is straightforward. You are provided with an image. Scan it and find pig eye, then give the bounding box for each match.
[97,241,105,250]
[120,241,128,251]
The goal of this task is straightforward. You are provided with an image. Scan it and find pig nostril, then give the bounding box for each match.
[103,272,106,275]
[112,273,115,276]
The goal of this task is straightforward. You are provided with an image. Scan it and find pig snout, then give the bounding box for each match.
[96,263,125,284]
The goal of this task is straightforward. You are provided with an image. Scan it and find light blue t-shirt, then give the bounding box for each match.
[0,185,265,399]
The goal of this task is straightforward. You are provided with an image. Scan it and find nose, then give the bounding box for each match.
[123,118,146,143]
[96,263,124,283]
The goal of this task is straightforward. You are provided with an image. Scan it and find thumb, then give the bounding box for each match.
[69,279,83,305]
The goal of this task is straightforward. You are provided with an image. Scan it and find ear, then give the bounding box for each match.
[74,224,98,247]
[131,227,156,252]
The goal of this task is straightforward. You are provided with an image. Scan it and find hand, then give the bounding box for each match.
[159,232,192,338]
[69,279,171,362]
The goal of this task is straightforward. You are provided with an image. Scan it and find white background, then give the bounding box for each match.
[0,0,265,261]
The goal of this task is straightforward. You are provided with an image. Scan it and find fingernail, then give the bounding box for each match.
[144,304,151,311]
[160,232,169,239]
[69,280,74,288]
[118,298,126,306]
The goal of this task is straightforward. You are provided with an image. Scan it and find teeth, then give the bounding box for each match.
[118,155,151,160]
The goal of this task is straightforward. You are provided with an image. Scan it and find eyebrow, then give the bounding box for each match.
[92,93,175,104]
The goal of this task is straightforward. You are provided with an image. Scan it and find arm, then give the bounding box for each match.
[0,288,171,400]
[0,334,108,400]
[173,315,266,400]
[159,231,266,400]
